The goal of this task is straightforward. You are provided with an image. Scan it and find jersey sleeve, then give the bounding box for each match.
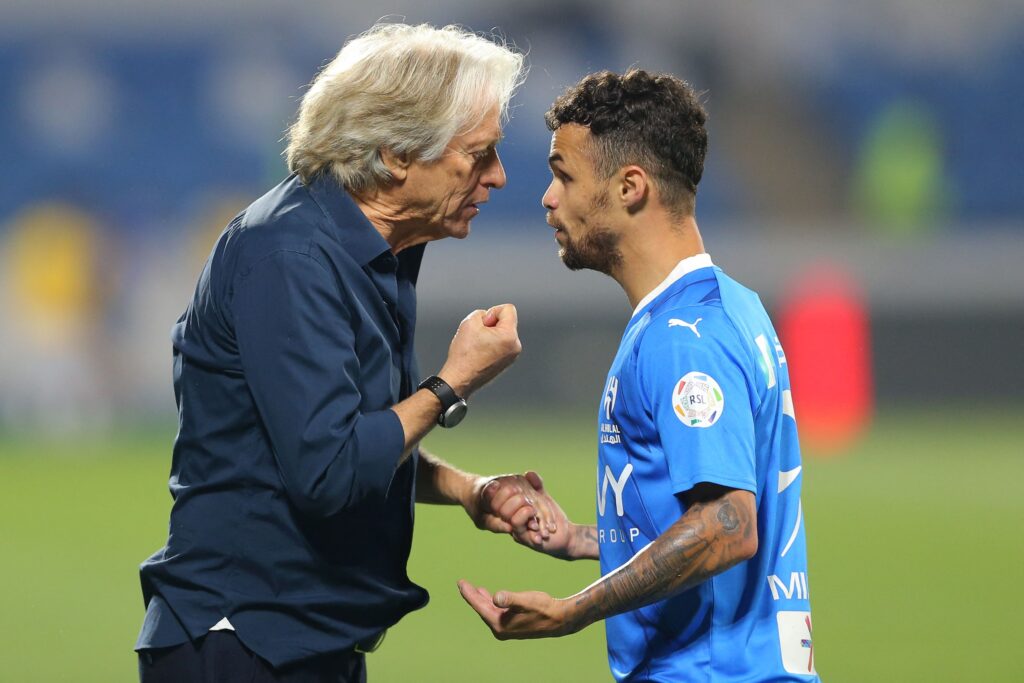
[635,307,757,496]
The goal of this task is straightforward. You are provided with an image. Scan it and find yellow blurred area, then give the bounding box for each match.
[3,203,102,343]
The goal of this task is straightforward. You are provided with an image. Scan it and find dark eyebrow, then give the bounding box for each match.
[548,155,574,179]
[548,153,570,173]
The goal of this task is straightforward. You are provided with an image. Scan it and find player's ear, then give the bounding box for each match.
[619,166,648,213]
[380,147,411,182]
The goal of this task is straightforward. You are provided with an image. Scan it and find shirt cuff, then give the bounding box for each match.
[355,408,407,499]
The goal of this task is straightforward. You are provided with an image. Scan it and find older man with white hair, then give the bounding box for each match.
[136,23,543,682]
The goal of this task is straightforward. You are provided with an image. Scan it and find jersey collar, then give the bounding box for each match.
[631,252,715,317]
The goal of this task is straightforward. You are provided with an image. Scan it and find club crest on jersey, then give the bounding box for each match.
[671,371,725,428]
[603,376,619,420]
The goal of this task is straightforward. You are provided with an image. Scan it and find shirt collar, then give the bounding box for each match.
[631,252,715,317]
[305,173,394,266]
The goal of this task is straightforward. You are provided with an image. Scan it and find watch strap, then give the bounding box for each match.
[417,375,462,414]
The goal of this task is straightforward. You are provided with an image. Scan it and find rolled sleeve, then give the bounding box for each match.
[233,249,405,518]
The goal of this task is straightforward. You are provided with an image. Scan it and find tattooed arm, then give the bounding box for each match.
[569,484,756,627]
[458,484,757,639]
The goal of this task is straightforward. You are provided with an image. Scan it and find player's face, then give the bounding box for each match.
[541,124,622,274]
[403,106,506,240]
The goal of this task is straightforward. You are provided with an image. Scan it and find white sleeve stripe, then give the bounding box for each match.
[780,500,803,558]
[782,389,795,419]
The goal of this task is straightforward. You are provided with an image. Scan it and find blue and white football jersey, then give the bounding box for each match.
[596,254,818,682]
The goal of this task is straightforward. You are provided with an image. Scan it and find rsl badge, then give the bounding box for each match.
[672,372,725,428]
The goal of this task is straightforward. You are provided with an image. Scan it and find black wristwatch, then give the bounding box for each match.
[417,375,468,428]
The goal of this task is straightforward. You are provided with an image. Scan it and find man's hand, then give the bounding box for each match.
[457,580,584,640]
[459,486,757,640]
[439,304,521,398]
[487,472,595,559]
[417,455,559,545]
[395,304,519,463]
[467,470,571,544]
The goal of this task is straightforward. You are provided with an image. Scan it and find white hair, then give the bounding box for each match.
[286,22,526,192]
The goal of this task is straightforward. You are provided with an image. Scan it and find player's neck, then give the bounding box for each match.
[616,215,705,310]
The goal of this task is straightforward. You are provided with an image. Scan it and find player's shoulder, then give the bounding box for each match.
[634,303,753,376]
[640,303,734,347]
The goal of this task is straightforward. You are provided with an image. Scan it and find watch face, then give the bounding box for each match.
[441,400,468,428]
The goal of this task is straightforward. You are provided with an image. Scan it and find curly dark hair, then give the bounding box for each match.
[545,69,707,215]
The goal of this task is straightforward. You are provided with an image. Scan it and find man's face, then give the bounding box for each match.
[403,107,506,240]
[541,124,622,274]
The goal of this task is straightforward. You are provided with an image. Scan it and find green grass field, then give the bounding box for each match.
[1,409,1021,681]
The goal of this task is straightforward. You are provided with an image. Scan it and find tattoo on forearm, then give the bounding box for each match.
[717,501,740,532]
[573,524,599,560]
[573,493,755,625]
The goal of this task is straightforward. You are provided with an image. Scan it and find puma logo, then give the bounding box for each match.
[668,317,702,338]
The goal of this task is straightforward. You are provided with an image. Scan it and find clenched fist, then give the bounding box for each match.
[439,304,522,397]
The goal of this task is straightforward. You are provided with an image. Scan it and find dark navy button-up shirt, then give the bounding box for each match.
[136,173,429,667]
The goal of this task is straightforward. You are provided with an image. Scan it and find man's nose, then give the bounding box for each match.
[542,182,557,210]
[483,151,507,189]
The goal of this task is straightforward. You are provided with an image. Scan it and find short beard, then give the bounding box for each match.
[559,226,623,275]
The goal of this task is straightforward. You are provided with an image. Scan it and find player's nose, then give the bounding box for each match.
[542,182,557,210]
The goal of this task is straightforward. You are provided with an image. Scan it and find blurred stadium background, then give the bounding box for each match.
[1,1,1022,680]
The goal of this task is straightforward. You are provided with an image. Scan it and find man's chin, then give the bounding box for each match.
[559,244,620,275]
[448,220,471,240]
[558,247,587,272]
